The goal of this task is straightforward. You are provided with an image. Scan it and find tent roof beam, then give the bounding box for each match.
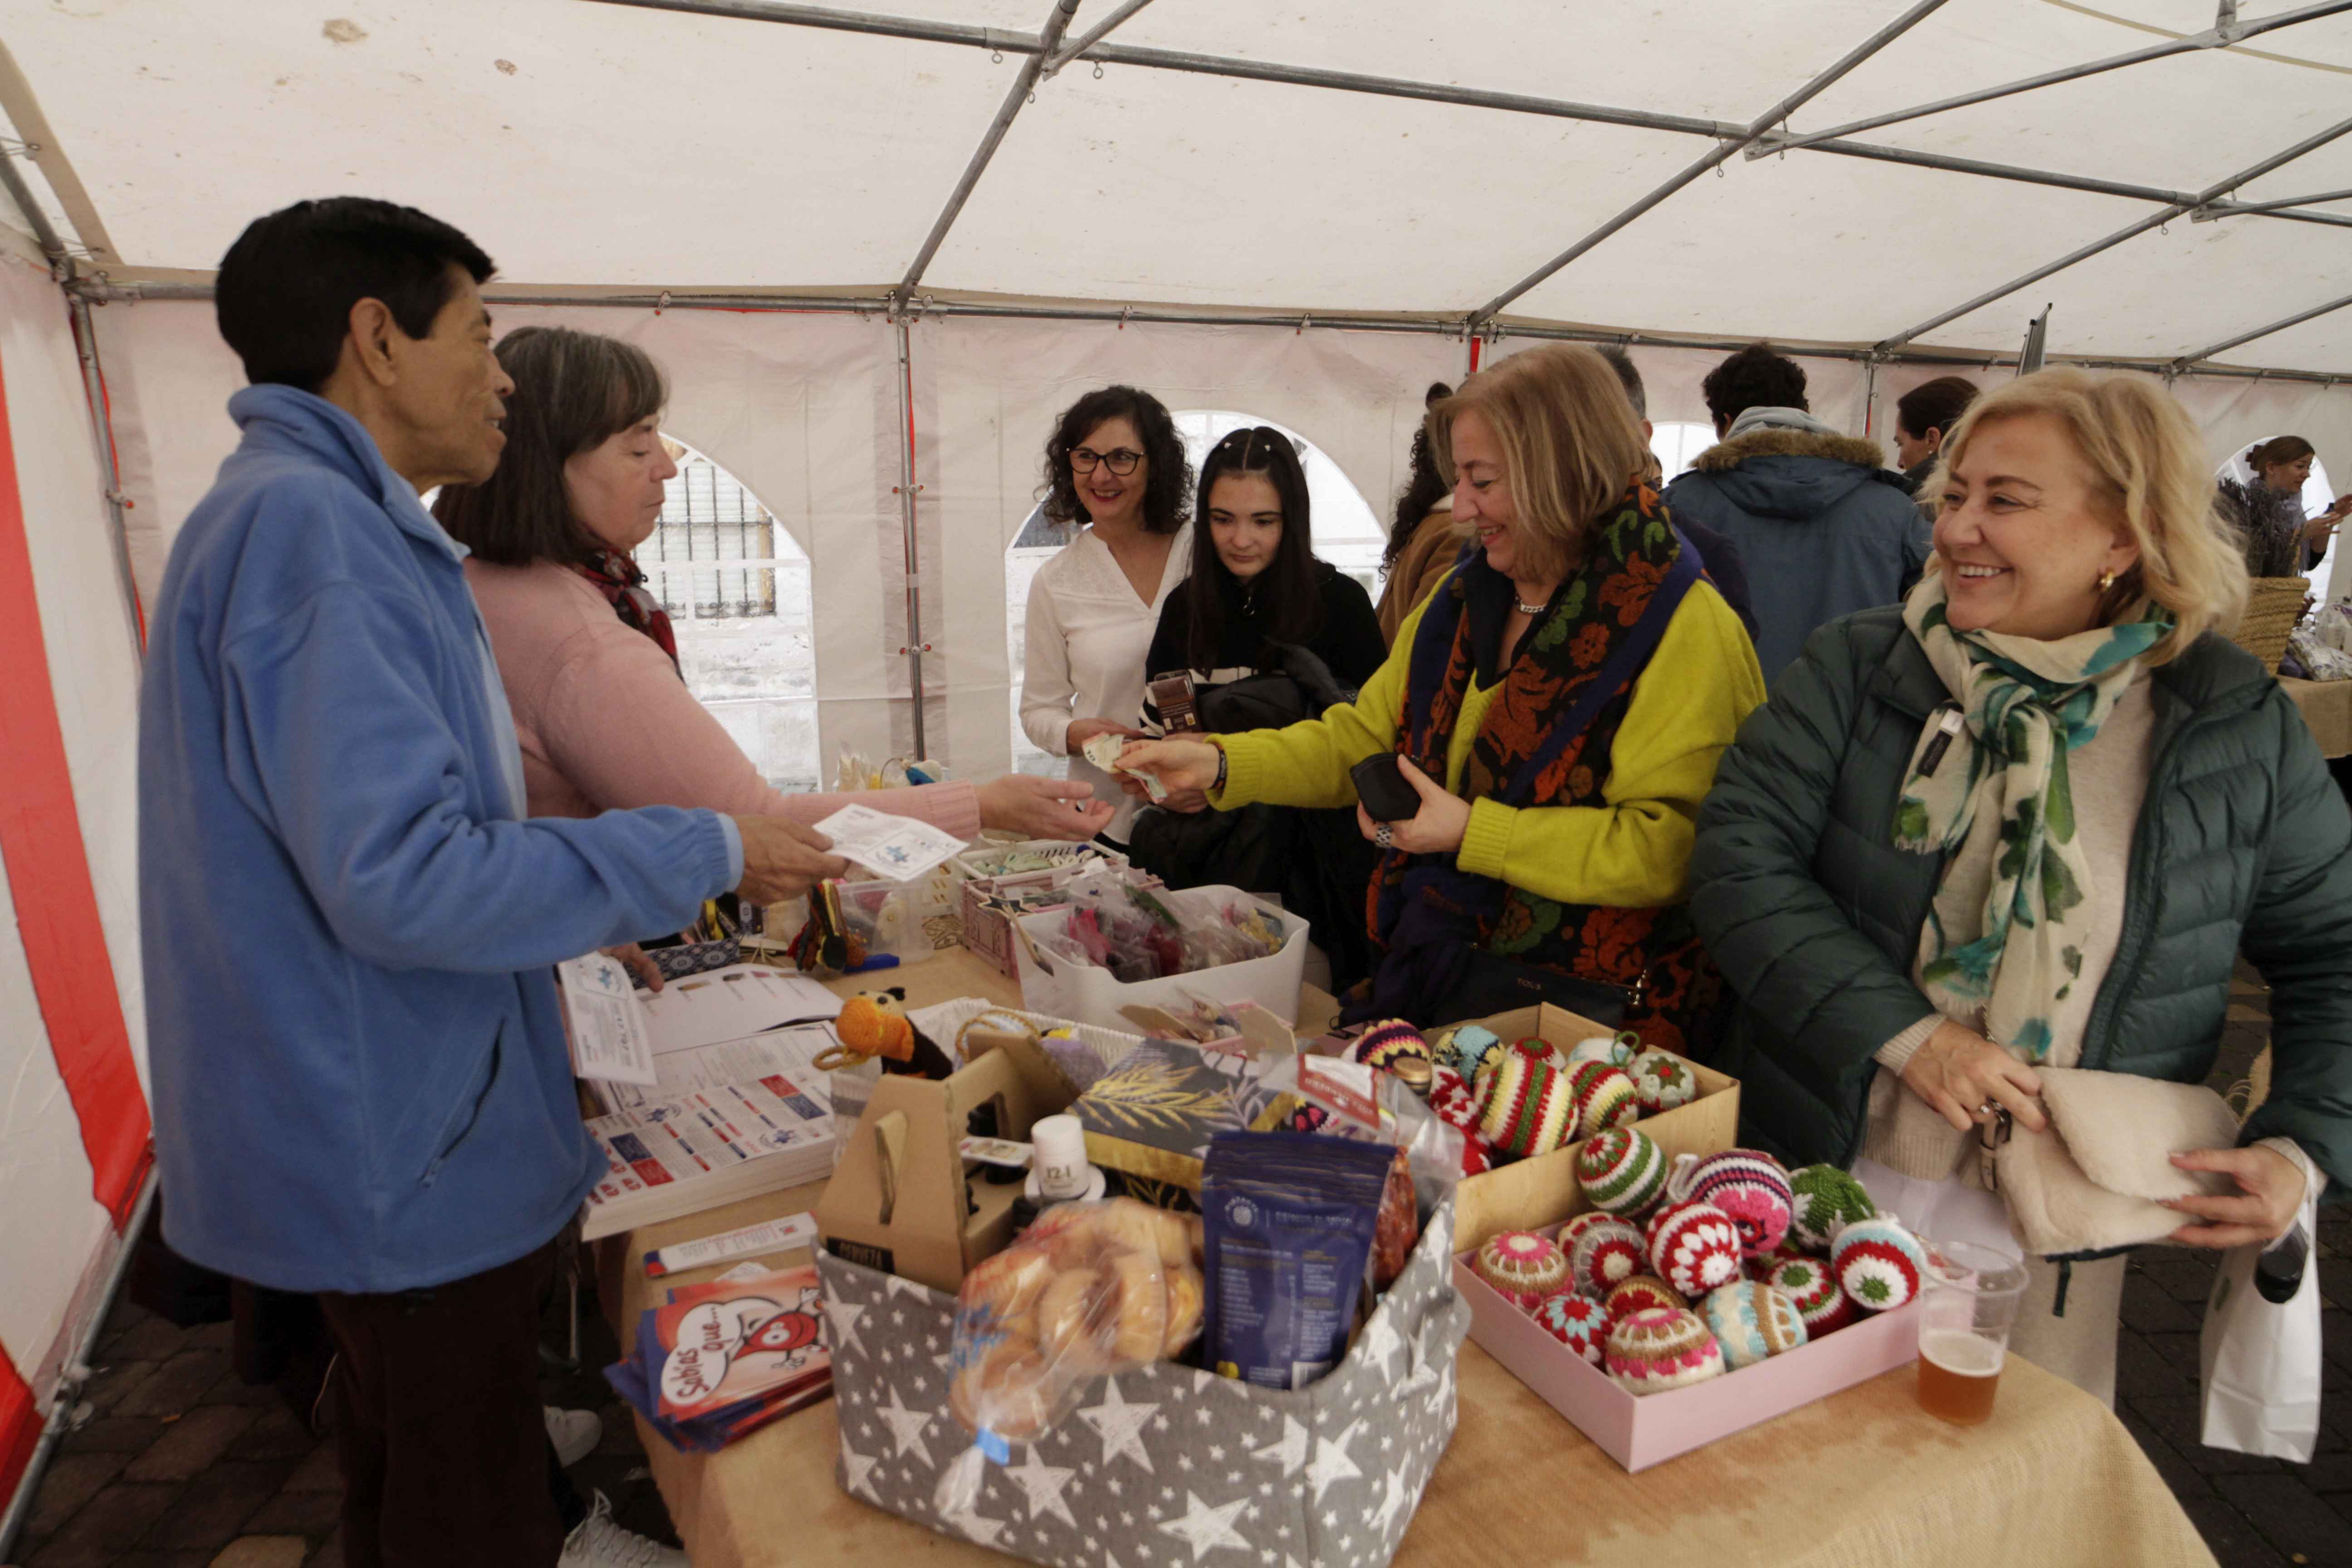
[1467,0,1952,325]
[2192,184,2352,220]
[2173,291,2352,370]
[1042,0,1156,76]
[1879,111,2352,352]
[1747,0,2352,160]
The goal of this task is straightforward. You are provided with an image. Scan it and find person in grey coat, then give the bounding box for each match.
[1663,345,1930,687]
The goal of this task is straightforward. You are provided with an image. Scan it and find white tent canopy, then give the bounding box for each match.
[1,0,2350,1540]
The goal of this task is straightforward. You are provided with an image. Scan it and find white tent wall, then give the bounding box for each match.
[0,250,149,1519]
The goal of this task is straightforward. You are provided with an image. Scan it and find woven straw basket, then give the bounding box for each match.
[2228,575,2308,674]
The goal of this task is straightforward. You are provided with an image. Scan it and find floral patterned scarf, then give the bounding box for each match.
[1893,574,2175,1060]
[574,548,679,672]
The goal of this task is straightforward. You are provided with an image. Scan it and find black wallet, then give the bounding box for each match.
[1350,753,1425,823]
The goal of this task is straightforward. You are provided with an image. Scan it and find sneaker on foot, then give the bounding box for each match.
[545,1404,603,1469]
[559,1490,688,1568]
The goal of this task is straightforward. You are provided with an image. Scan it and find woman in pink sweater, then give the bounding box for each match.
[434,327,1110,850]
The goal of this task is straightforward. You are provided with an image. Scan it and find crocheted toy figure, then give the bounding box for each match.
[1605,1308,1725,1395]
[1576,1127,1668,1218]
[816,987,953,1079]
[1787,1164,1878,1254]
[1645,1200,1744,1300]
[1665,1150,1795,1259]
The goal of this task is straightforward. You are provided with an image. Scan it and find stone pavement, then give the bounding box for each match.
[7,972,2345,1567]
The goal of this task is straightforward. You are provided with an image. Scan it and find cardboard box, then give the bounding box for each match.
[1011,886,1311,1027]
[1452,1002,1741,1254]
[957,846,1137,979]
[819,1192,1468,1568]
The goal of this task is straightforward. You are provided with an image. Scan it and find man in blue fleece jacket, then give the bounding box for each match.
[138,198,843,1568]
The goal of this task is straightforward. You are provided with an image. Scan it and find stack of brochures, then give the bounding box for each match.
[605,1264,833,1451]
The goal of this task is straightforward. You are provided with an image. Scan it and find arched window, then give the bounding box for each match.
[1005,412,1382,774]
[637,437,820,793]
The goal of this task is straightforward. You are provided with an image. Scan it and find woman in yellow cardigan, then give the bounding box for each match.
[1120,344,1764,1052]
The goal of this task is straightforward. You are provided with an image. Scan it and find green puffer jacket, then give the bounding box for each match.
[1690,605,2352,1196]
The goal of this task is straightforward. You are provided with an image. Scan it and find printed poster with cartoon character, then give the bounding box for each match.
[653,1265,830,1421]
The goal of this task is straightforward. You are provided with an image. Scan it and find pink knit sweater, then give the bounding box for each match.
[465,559,982,838]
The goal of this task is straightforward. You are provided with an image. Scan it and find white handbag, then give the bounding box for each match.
[2199,1182,2323,1461]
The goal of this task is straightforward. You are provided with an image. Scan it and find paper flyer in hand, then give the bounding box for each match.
[811,802,967,883]
[557,953,658,1086]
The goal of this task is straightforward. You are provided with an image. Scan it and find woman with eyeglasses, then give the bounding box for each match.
[1018,386,1196,844]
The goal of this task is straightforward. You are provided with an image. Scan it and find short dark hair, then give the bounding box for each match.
[432,327,667,565]
[1186,426,1320,672]
[1895,376,1980,443]
[215,197,495,392]
[1039,386,1191,535]
[2246,434,2316,472]
[1595,345,1646,420]
[1702,344,1808,426]
[1382,381,1454,580]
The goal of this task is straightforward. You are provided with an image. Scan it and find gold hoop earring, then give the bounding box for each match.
[2097,569,2117,593]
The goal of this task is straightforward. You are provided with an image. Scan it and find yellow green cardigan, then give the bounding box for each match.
[1212,578,1765,909]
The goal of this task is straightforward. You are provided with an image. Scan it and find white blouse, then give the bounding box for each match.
[1019,524,1192,841]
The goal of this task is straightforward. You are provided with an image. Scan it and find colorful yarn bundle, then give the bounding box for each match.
[1644,1200,1744,1300]
[1434,1024,1505,1084]
[1698,1282,1808,1370]
[1475,1053,1577,1158]
[1604,1308,1725,1395]
[1348,1019,1433,1074]
[1787,1165,1878,1254]
[1627,1048,1698,1115]
[1558,1212,1647,1298]
[1534,1293,1612,1364]
[1566,1061,1641,1140]
[1576,1127,1668,1218]
[1768,1255,1856,1336]
[1830,1214,1929,1313]
[1563,1033,1636,1072]
[1604,1274,1687,1325]
[1470,1229,1570,1308]
[1665,1150,1794,1259]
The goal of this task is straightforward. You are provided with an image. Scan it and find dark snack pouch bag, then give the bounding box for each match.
[1200,1131,1392,1390]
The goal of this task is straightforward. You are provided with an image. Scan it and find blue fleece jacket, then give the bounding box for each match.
[140,385,742,1294]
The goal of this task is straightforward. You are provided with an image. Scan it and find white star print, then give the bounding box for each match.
[1078,1379,1160,1474]
[877,1388,933,1465]
[1400,1319,1441,1393]
[1208,1444,1226,1461]
[884,1273,931,1302]
[839,1446,879,1501]
[1108,1477,1124,1497]
[1227,1470,1243,1485]
[1161,1485,1176,1501]
[942,1501,1005,1549]
[1193,1406,1214,1426]
[1379,1433,1394,1453]
[1370,1463,1411,1537]
[824,1296,867,1357]
[1304,1420,1363,1501]
[1356,1307,1401,1377]
[1178,1454,1195,1472]
[1156,1491,1251,1562]
[1253,1416,1309,1478]
[1004,1450,1080,1528]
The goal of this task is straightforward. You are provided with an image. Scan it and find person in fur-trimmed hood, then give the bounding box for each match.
[1663,344,1930,687]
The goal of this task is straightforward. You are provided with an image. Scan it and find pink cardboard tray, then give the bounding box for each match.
[1454,1252,1924,1472]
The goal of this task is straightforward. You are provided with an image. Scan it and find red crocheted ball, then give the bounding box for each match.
[1644,1200,1745,1300]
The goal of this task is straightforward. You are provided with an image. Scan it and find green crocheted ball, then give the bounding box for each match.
[1787,1165,1877,1254]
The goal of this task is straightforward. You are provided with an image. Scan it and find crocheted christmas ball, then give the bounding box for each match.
[1767,1255,1856,1336]
[1566,1061,1641,1140]
[1475,1054,1577,1159]
[1534,1292,1612,1364]
[1645,1200,1745,1300]
[1471,1229,1571,1308]
[1699,1282,1808,1370]
[1665,1150,1794,1259]
[1604,1308,1725,1396]
[1426,1065,1498,1176]
[1627,1048,1698,1115]
[1604,1274,1688,1325]
[1576,1127,1668,1218]
[1347,1019,1433,1074]
[1559,1212,1648,1298]
[1830,1214,1930,1313]
[1787,1164,1878,1254]
[1563,1033,1636,1073]
[1434,1025,1504,1085]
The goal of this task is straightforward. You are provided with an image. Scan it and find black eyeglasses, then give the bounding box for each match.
[1070,447,1143,475]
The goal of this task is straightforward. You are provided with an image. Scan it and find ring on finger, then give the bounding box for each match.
[1373,823,1394,850]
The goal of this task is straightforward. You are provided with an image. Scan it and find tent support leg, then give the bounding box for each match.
[894,317,926,762]
[66,292,144,660]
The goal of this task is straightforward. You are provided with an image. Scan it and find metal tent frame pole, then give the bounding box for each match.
[2173,292,2352,371]
[67,293,145,662]
[1468,0,1951,325]
[1748,0,2352,158]
[892,317,927,759]
[1878,111,2352,352]
[2192,185,2352,221]
[1041,0,1156,75]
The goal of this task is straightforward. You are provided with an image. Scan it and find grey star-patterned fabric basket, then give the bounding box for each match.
[818,1195,1467,1568]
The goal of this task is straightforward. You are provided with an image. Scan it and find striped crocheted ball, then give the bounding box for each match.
[1604,1274,1688,1325]
[1563,1033,1635,1072]
[1605,1308,1725,1396]
[1475,1054,1577,1159]
[1768,1255,1856,1336]
[1787,1164,1878,1254]
[1666,1150,1794,1259]
[1434,1025,1504,1084]
[1645,1200,1745,1300]
[1627,1048,1698,1115]
[1831,1215,1928,1313]
[1576,1127,1668,1218]
[1699,1282,1809,1370]
[1471,1230,1571,1308]
[1558,1212,1648,1298]
[1567,1061,1641,1140]
[1347,1019,1433,1074]
[1534,1293,1612,1364]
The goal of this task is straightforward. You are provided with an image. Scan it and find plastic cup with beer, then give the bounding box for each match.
[1915,1239,2030,1426]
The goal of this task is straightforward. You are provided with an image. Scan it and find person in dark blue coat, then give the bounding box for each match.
[1663,344,1929,688]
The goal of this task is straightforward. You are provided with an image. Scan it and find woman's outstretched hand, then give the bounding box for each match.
[2164,1146,2306,1249]
[1898,1020,2047,1134]
[975,773,1116,841]
[1354,756,1470,855]
[1115,738,1223,795]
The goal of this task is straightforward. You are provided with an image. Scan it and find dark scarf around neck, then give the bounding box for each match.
[574,549,680,671]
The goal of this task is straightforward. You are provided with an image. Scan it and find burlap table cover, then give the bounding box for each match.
[600,950,2216,1568]
[2281,676,2352,760]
